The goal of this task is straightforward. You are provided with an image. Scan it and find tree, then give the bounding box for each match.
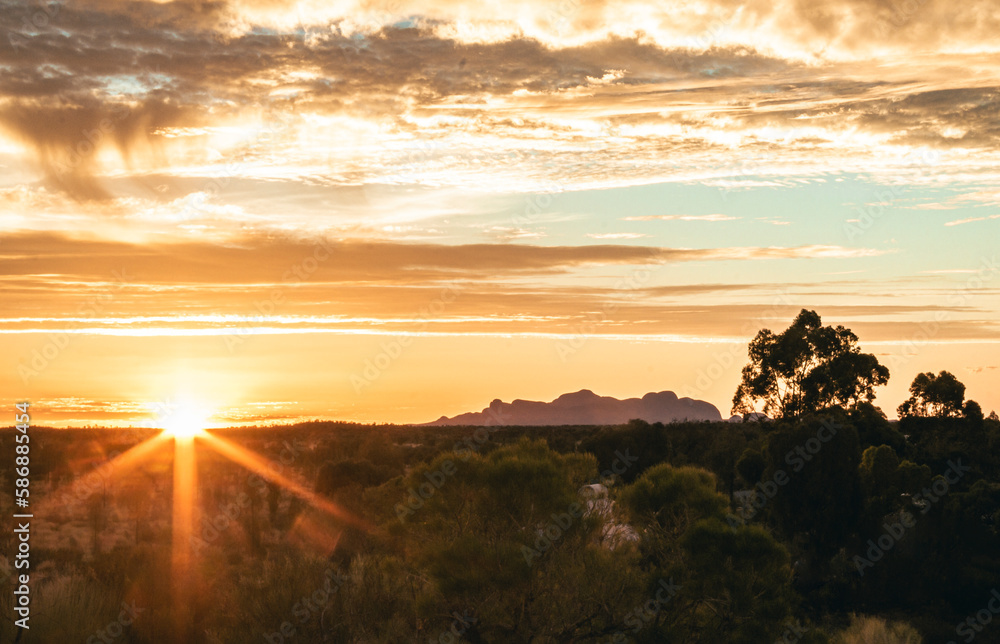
[680,520,797,644]
[963,399,983,422]
[857,444,931,532]
[621,464,728,539]
[858,445,900,499]
[850,402,905,452]
[620,465,800,643]
[762,413,863,555]
[896,370,966,418]
[736,448,766,487]
[732,309,889,418]
[395,438,642,641]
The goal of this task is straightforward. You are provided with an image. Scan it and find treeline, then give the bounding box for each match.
[2,309,999,642]
[300,407,997,642]
[2,410,997,642]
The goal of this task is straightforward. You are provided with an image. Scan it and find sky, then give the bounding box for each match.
[1,0,999,426]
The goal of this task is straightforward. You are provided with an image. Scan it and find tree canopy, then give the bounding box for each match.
[896,370,968,418]
[732,309,890,419]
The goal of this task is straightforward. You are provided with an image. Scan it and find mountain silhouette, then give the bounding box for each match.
[423,389,722,426]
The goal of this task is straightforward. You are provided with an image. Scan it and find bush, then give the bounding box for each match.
[834,615,922,643]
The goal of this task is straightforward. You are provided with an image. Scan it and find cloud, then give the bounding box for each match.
[121,0,1000,59]
[945,214,1000,227]
[915,189,1000,211]
[586,232,648,239]
[0,229,992,344]
[0,99,199,200]
[0,232,893,284]
[3,0,1000,200]
[623,214,739,222]
[717,245,892,260]
[488,226,546,241]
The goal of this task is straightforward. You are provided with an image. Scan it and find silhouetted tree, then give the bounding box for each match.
[850,402,905,452]
[963,400,983,422]
[732,309,889,418]
[897,371,967,418]
[859,445,900,499]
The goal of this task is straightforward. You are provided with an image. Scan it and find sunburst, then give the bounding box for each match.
[38,395,368,642]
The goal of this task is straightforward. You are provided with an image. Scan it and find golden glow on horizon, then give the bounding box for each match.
[2,0,999,427]
[159,398,214,439]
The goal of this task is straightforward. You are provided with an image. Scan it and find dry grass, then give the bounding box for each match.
[835,614,922,644]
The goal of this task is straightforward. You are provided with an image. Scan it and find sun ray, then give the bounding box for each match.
[171,433,199,642]
[287,513,344,556]
[199,432,371,531]
[38,432,172,514]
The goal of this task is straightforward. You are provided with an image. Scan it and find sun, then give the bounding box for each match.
[160,399,212,439]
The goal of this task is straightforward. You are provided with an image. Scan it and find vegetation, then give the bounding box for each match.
[732,309,889,419]
[2,311,998,642]
[833,615,922,644]
[897,370,979,419]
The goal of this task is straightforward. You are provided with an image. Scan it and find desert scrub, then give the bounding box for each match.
[835,615,922,644]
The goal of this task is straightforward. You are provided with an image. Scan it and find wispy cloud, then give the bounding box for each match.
[914,189,1000,211]
[945,214,1000,226]
[0,232,894,285]
[623,214,740,222]
[586,232,649,239]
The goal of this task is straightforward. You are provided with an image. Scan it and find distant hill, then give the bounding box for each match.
[423,389,723,426]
